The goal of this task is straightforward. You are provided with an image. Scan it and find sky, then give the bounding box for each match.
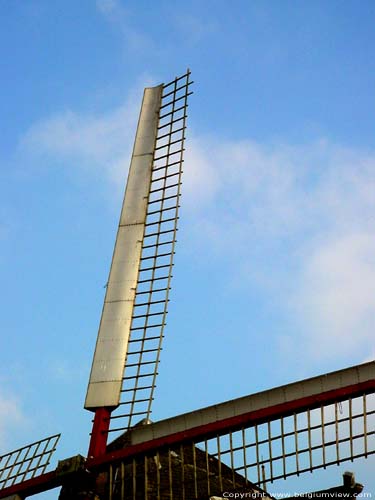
[1,0,375,498]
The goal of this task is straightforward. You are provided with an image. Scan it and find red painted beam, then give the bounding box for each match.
[87,379,375,469]
[0,471,62,499]
[88,407,112,458]
[2,379,374,499]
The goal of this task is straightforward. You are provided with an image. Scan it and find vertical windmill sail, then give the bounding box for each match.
[85,71,192,452]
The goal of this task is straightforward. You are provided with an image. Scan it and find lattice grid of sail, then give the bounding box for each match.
[0,434,60,490]
[110,71,192,433]
[100,394,375,499]
[200,393,375,486]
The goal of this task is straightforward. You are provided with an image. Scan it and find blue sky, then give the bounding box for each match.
[1,0,375,497]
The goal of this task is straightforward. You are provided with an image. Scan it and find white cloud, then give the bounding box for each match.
[96,0,118,15]
[173,13,218,45]
[183,138,375,361]
[295,232,375,356]
[21,80,156,188]
[0,391,25,449]
[96,0,155,54]
[96,2,216,54]
[20,95,375,363]
[49,359,88,383]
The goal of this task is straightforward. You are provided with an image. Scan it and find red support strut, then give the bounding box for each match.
[88,408,111,458]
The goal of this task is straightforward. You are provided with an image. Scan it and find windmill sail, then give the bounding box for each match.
[85,71,192,434]
[0,434,60,490]
[2,72,375,499]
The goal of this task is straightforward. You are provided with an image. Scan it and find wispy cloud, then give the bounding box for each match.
[21,79,156,189]
[172,13,218,46]
[96,0,155,54]
[0,390,26,449]
[96,2,217,56]
[184,138,375,362]
[294,231,375,356]
[20,96,375,363]
[96,0,118,15]
[49,359,89,383]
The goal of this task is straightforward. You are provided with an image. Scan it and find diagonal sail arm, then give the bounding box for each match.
[85,83,164,411]
[110,70,192,433]
[85,71,192,450]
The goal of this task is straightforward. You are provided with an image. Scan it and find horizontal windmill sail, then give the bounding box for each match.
[0,434,60,491]
[2,362,374,499]
[85,71,192,436]
[1,363,373,499]
[87,362,375,492]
